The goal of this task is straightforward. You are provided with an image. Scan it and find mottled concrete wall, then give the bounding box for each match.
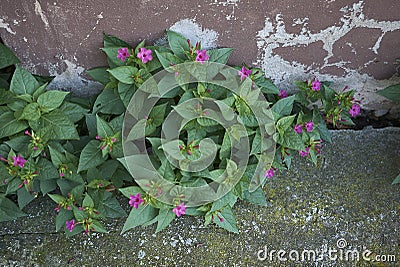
[1,0,400,112]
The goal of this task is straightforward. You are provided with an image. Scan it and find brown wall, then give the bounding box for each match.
[1,0,400,111]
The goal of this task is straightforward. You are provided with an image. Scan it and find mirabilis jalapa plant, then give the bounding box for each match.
[0,30,360,235]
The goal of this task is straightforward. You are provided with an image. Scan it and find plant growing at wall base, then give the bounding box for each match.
[0,31,360,235]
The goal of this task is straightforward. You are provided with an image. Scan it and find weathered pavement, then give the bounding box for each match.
[1,127,400,267]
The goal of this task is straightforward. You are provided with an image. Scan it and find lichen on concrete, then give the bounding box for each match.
[0,128,399,266]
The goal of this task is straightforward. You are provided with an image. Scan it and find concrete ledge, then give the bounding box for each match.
[1,128,399,266]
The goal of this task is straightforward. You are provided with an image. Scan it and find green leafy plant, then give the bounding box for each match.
[0,31,360,234]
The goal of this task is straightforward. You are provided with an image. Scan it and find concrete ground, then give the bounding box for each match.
[1,127,399,267]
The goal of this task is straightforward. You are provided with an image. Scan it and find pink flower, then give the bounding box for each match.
[349,104,360,117]
[305,121,314,132]
[311,79,321,91]
[173,202,186,217]
[11,155,27,168]
[66,219,76,232]
[265,168,275,179]
[195,49,209,64]
[137,47,153,64]
[129,193,144,209]
[294,124,303,134]
[278,89,288,98]
[117,47,130,62]
[238,66,252,81]
[299,147,310,157]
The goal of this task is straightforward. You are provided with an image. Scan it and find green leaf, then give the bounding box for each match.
[0,89,14,105]
[119,186,144,198]
[279,130,305,151]
[98,193,126,218]
[17,188,35,209]
[0,111,28,138]
[93,89,125,115]
[10,65,39,95]
[86,67,110,85]
[155,51,183,70]
[77,140,106,172]
[48,193,65,204]
[211,191,237,212]
[59,102,88,123]
[55,208,73,231]
[32,82,48,101]
[118,82,136,108]
[243,187,267,206]
[37,90,69,112]
[254,76,280,94]
[166,30,190,59]
[213,206,238,233]
[121,204,158,233]
[92,220,108,233]
[29,110,79,140]
[271,95,295,119]
[108,66,136,84]
[377,83,400,103]
[103,33,131,48]
[96,115,114,137]
[276,115,296,134]
[149,102,168,127]
[392,173,400,184]
[83,194,94,208]
[0,43,20,69]
[19,102,41,121]
[0,196,26,222]
[101,47,126,68]
[156,207,176,233]
[207,48,233,64]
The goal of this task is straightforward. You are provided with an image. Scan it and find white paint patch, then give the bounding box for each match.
[0,18,16,34]
[256,0,400,109]
[169,18,219,49]
[47,60,102,96]
[34,0,50,29]
[209,0,240,21]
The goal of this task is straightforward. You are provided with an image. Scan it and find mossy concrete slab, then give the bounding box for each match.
[1,128,399,267]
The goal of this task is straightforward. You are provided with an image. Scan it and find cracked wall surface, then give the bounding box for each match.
[1,0,400,111]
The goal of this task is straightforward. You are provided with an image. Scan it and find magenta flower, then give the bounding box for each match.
[265,168,275,179]
[311,79,321,91]
[278,89,288,98]
[349,104,361,117]
[117,47,130,62]
[195,49,209,64]
[305,121,314,132]
[129,193,144,209]
[294,124,303,134]
[66,219,76,232]
[299,147,310,157]
[11,155,27,168]
[137,47,153,64]
[238,66,252,81]
[173,202,186,217]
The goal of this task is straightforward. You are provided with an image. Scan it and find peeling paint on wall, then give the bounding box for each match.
[47,60,102,96]
[34,0,50,29]
[168,19,219,49]
[209,0,240,21]
[0,18,16,35]
[255,0,400,109]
